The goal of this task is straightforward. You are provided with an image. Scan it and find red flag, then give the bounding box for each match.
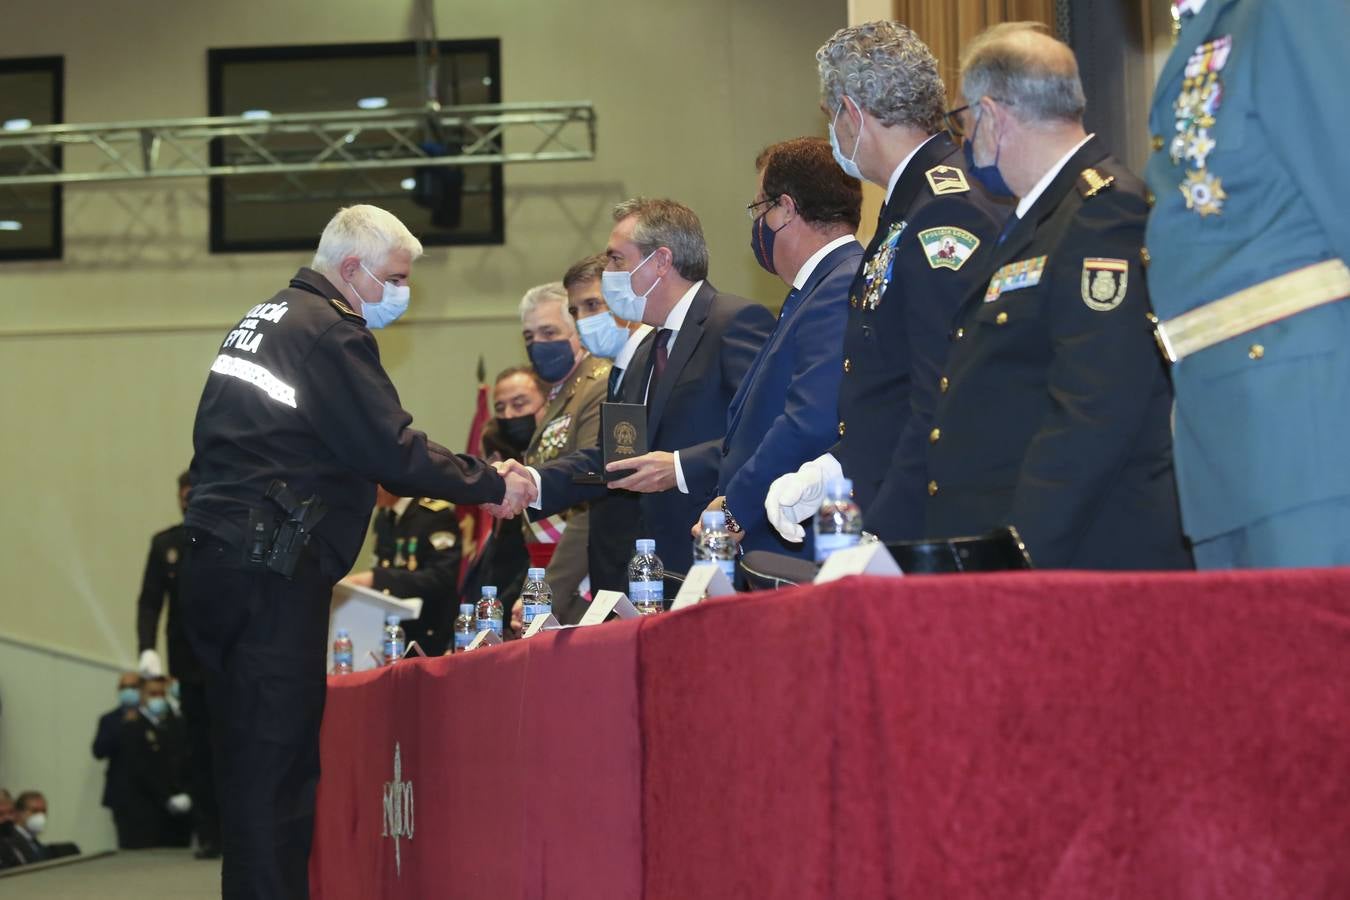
[457,362,494,590]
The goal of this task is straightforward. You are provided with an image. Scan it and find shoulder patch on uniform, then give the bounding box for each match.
[1081,258,1129,311]
[328,297,363,319]
[428,530,457,551]
[917,227,981,272]
[1076,168,1116,199]
[925,165,970,196]
[418,498,452,512]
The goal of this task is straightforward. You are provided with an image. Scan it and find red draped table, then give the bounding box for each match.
[313,569,1350,899]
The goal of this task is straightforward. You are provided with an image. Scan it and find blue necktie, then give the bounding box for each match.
[996,212,1021,246]
[778,287,801,321]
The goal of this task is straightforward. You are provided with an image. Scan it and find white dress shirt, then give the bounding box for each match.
[792,235,861,291]
[1015,134,1095,219]
[884,133,942,205]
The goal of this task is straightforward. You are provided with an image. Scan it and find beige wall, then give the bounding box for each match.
[0,0,847,665]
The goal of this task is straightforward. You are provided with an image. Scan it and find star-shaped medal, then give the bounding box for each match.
[1180,169,1227,217]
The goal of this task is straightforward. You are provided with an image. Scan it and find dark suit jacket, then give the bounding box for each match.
[687,240,862,558]
[136,524,200,682]
[93,707,130,809]
[925,137,1192,570]
[832,134,1009,541]
[534,282,773,577]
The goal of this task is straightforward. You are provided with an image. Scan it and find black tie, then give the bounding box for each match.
[607,365,623,401]
[650,328,673,386]
[996,212,1021,245]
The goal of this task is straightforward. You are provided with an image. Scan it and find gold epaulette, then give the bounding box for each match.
[418,498,452,512]
[329,297,363,319]
[1077,167,1116,199]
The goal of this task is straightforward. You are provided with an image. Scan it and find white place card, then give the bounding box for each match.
[523,613,561,637]
[671,562,736,610]
[577,590,640,626]
[813,543,903,584]
[466,628,503,650]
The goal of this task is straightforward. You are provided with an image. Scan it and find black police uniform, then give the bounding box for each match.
[118,710,192,849]
[368,498,462,656]
[832,133,1007,541]
[924,137,1192,570]
[181,266,505,900]
[136,523,219,854]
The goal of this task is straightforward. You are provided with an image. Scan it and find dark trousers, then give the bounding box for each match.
[181,531,332,900]
[179,678,221,849]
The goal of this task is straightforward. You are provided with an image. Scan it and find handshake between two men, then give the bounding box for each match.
[484,459,540,519]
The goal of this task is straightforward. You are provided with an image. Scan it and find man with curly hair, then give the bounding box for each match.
[766,21,1008,545]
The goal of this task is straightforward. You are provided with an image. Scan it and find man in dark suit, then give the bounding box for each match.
[91,672,143,848]
[923,23,1191,570]
[516,198,774,580]
[688,137,863,559]
[342,487,462,655]
[766,21,1007,546]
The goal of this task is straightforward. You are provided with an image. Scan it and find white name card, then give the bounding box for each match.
[577,590,640,626]
[466,628,503,650]
[523,613,561,637]
[671,562,736,610]
[813,543,903,584]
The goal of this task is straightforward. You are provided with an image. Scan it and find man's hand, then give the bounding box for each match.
[607,451,677,493]
[138,649,163,679]
[342,570,374,588]
[485,460,538,518]
[167,793,193,815]
[691,496,745,544]
[509,598,524,635]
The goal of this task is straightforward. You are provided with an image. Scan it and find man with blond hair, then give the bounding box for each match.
[181,204,534,899]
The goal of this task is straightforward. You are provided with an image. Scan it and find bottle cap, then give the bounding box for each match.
[459,603,475,614]
[336,628,349,637]
[527,567,546,580]
[701,510,727,531]
[385,614,400,626]
[481,585,498,598]
[827,478,854,499]
[635,538,656,554]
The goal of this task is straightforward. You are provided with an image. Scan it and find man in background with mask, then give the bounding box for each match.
[135,470,218,859]
[922,23,1190,570]
[691,137,862,560]
[117,676,194,849]
[766,22,1006,547]
[518,282,611,623]
[91,672,143,848]
[181,204,531,898]
[1,791,79,865]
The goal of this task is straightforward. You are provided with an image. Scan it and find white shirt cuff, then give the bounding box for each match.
[673,451,689,494]
[526,466,543,510]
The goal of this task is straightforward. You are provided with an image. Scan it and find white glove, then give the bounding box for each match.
[764,454,845,542]
[138,649,164,678]
[167,793,193,815]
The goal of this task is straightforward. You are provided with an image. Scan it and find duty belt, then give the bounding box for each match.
[1151,259,1350,364]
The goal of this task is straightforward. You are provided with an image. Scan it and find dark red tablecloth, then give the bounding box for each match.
[640,570,1350,899]
[310,618,643,900]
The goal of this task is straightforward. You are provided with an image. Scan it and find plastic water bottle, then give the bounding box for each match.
[694,510,738,587]
[520,568,553,636]
[814,478,863,562]
[627,539,665,616]
[453,603,476,653]
[475,585,503,639]
[380,615,406,666]
[331,628,354,675]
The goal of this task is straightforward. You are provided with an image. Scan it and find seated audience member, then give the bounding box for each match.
[118,676,194,849]
[0,789,20,869]
[92,672,143,848]
[1,791,80,865]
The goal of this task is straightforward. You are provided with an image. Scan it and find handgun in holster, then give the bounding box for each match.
[244,479,328,578]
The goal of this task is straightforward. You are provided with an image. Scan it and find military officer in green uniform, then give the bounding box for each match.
[1145,0,1350,567]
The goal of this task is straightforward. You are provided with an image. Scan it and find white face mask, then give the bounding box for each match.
[347,262,411,330]
[576,310,630,358]
[829,100,864,180]
[600,251,661,323]
[24,812,46,836]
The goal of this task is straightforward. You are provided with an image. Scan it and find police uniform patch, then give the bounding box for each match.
[428,530,456,551]
[418,498,451,512]
[859,221,907,310]
[984,256,1048,302]
[918,227,980,272]
[1076,168,1116,199]
[925,165,970,196]
[1081,258,1129,311]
